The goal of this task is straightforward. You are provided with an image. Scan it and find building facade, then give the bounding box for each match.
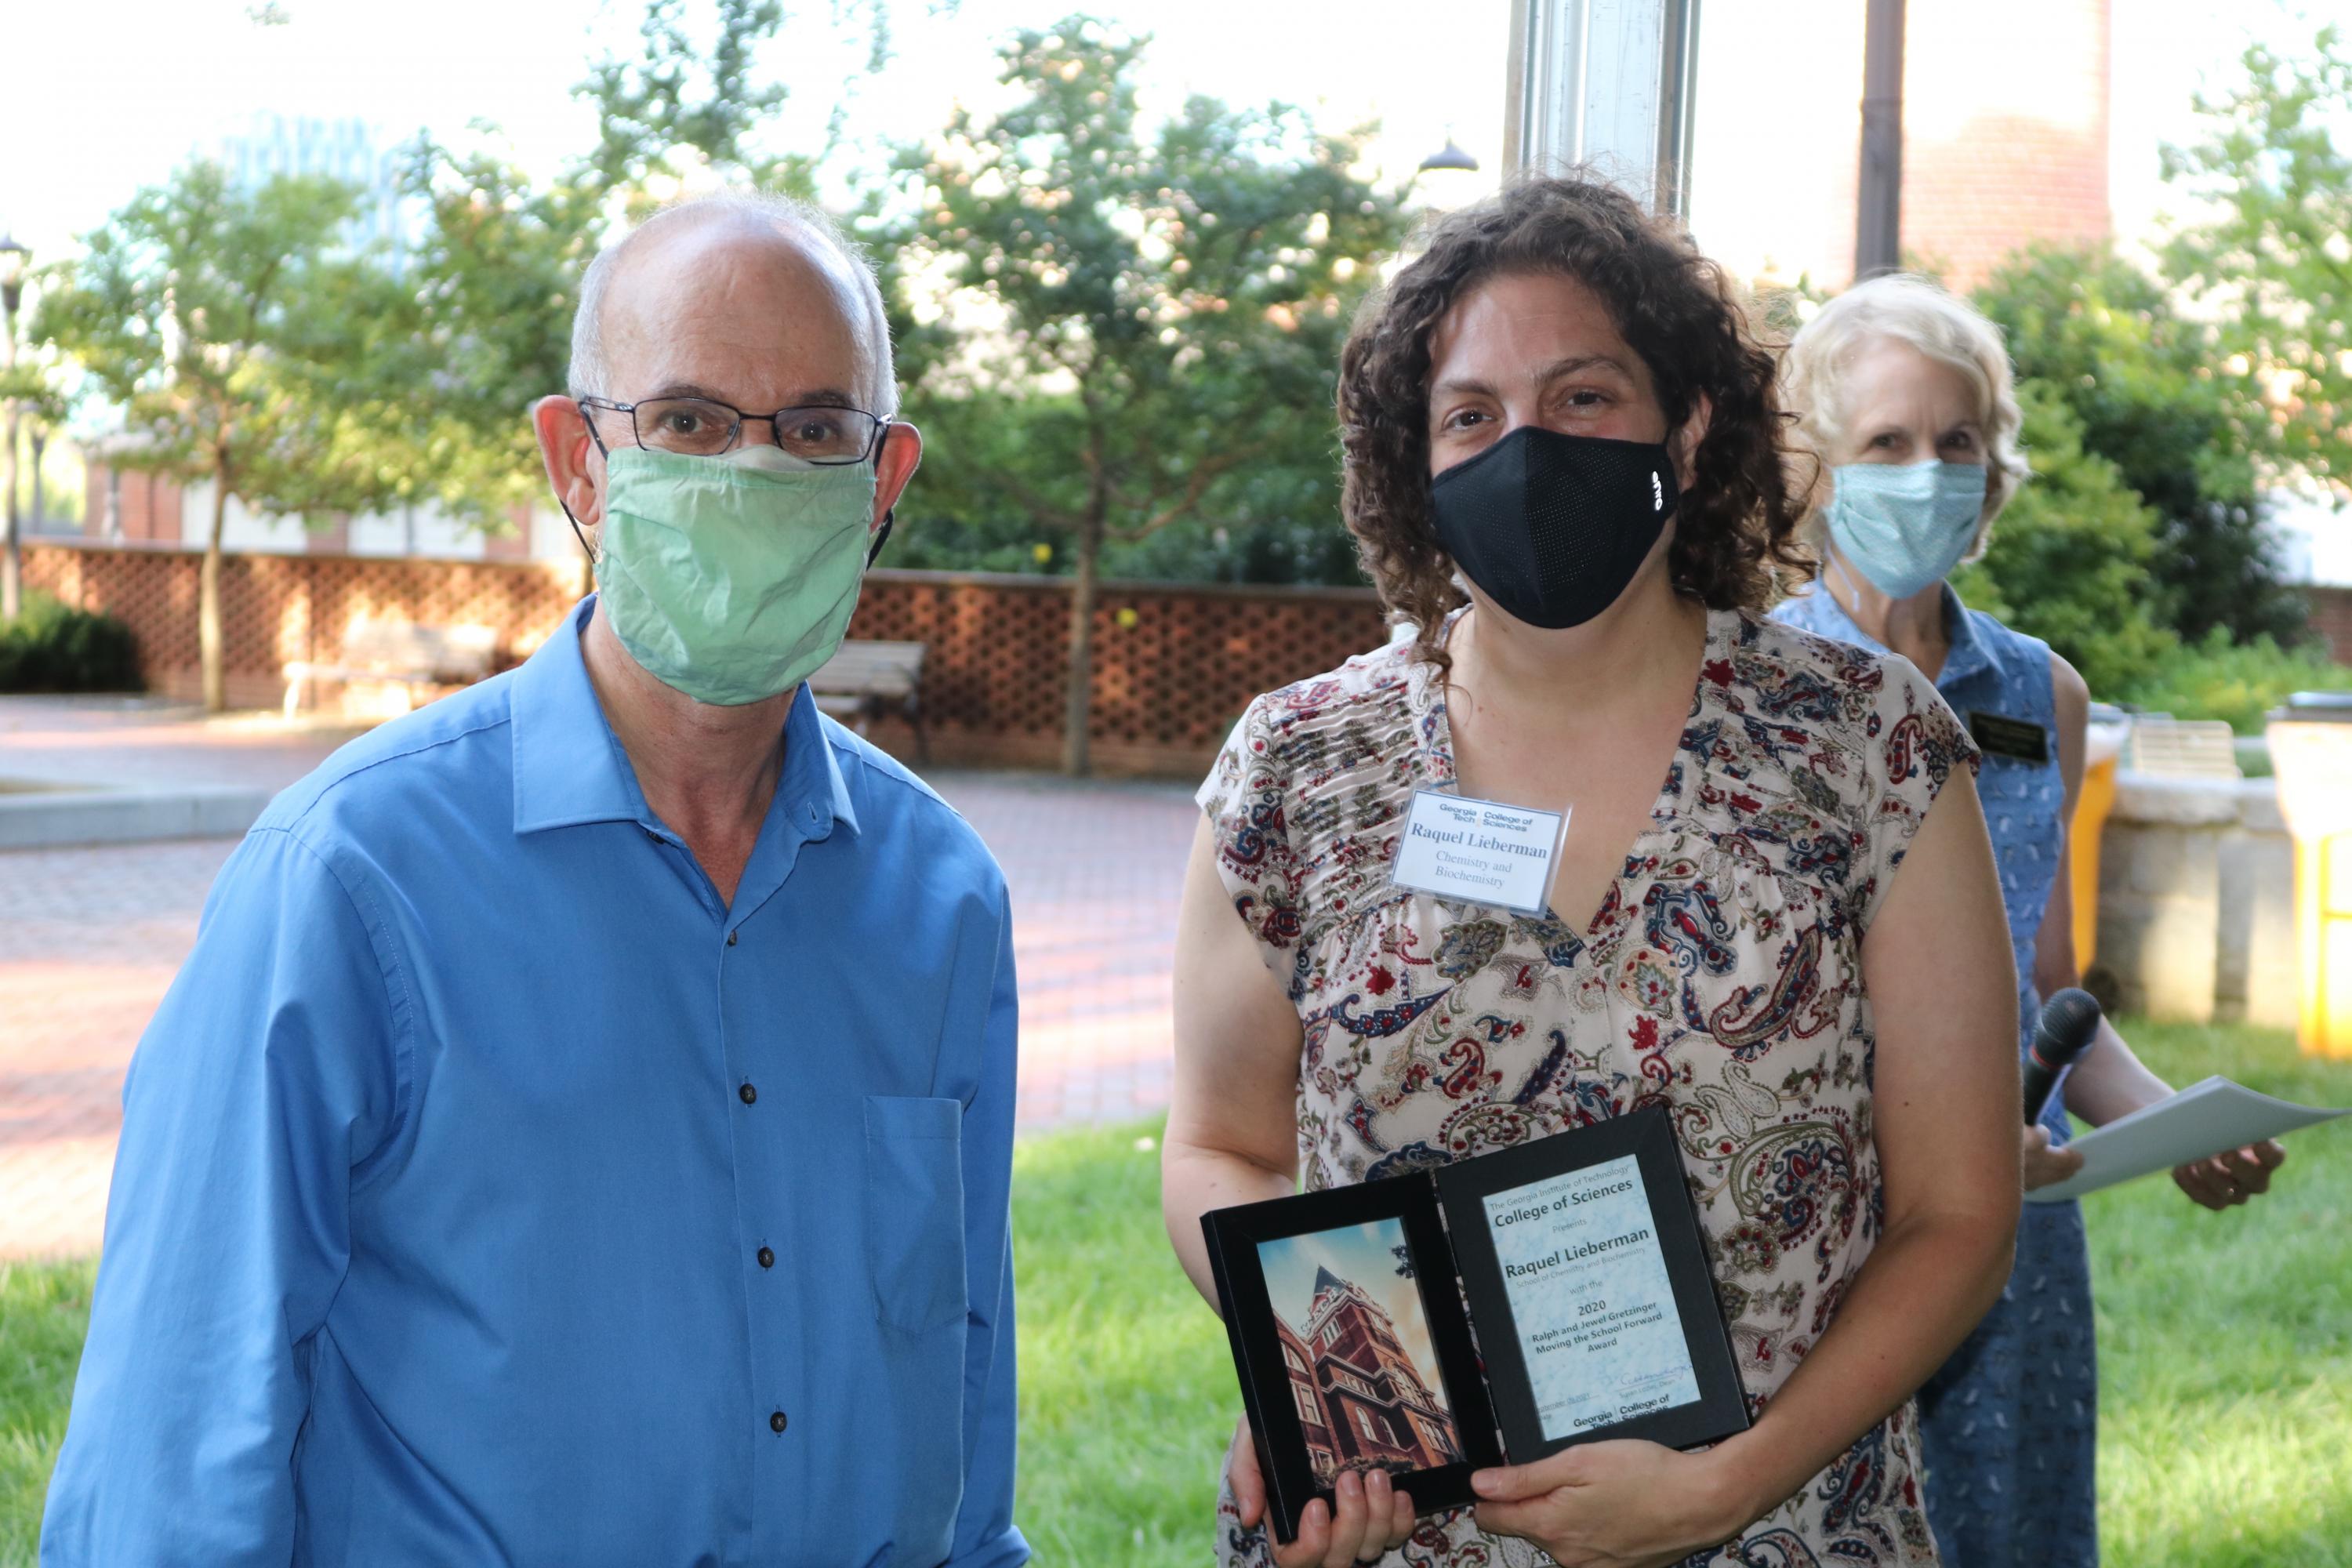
[1275,1266,1462,1485]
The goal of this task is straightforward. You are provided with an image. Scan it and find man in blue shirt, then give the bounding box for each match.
[42,194,1029,1567]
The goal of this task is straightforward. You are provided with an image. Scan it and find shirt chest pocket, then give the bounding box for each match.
[862,1095,968,1334]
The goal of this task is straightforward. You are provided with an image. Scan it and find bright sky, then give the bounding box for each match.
[1,0,2332,268]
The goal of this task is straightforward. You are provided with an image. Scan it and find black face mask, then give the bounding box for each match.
[1428,425,1681,630]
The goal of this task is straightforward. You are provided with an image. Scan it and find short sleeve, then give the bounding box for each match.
[1196,696,1308,980]
[1855,652,1981,927]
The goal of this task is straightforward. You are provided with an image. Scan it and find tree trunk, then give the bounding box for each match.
[201,473,230,713]
[1061,510,1105,777]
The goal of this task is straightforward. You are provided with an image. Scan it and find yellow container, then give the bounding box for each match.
[2069,721,2127,971]
[2267,693,2352,1058]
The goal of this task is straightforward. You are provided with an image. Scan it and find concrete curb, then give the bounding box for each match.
[0,784,272,850]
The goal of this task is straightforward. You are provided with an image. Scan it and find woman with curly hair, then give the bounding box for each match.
[1162,176,2024,1568]
[1772,274,2285,1568]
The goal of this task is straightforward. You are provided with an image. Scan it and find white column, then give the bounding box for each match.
[1504,0,1701,217]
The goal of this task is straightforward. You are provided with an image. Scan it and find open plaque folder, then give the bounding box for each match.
[1202,1105,1750,1544]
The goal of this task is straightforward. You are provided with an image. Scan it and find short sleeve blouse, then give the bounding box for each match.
[1196,606,1978,1568]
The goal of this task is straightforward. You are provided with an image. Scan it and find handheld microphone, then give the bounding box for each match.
[2023,988,2102,1124]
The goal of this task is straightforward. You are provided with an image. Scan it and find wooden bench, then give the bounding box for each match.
[283,621,499,719]
[2124,715,2241,780]
[809,639,927,758]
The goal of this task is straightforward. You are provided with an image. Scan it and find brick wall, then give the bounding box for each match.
[20,539,1392,776]
[107,470,186,544]
[1901,0,2111,289]
[1692,0,2111,293]
[2309,586,2352,666]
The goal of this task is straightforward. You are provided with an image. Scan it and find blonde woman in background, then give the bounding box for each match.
[1773,274,2287,1568]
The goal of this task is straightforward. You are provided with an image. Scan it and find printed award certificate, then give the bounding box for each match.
[1479,1153,1702,1439]
[1201,1105,1748,1544]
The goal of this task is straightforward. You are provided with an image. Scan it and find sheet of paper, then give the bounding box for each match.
[1480,1153,1701,1440]
[2025,1076,2349,1203]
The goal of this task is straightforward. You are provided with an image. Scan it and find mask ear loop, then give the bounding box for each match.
[561,401,612,564]
[561,499,597,564]
[862,419,900,568]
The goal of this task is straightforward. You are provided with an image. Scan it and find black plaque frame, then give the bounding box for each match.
[1432,1104,1751,1461]
[1200,1173,1501,1545]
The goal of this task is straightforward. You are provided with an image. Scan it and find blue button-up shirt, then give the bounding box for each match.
[42,599,1028,1568]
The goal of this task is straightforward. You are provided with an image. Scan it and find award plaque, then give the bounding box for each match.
[1201,1105,1748,1544]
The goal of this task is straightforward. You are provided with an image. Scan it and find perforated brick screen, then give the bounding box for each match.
[23,542,1391,776]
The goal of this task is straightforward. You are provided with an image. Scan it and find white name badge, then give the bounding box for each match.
[1389,788,1566,916]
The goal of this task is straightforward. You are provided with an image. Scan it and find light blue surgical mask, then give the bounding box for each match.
[1823,459,1989,600]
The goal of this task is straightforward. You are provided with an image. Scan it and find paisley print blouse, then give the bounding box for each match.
[1196,606,1979,1568]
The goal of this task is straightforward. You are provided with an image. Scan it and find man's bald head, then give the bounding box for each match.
[567,192,896,416]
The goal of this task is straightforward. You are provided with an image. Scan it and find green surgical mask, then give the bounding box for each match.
[593,445,879,706]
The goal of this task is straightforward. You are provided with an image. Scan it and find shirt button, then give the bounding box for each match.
[757,1246,775,1269]
[727,929,739,946]
[769,1410,789,1434]
[739,1082,757,1105]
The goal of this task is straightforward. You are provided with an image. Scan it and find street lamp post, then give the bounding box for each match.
[0,233,28,622]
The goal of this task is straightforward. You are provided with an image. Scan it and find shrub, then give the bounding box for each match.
[2117,627,2352,735]
[1973,244,2307,646]
[1951,380,2180,699]
[0,592,143,693]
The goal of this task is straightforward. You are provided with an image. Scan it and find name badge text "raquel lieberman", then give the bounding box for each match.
[1389,789,1567,916]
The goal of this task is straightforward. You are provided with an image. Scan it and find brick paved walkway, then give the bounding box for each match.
[0,696,1196,1260]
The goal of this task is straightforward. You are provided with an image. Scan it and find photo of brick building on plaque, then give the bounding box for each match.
[1259,1225,1464,1486]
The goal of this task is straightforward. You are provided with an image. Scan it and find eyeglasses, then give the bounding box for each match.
[578,395,890,465]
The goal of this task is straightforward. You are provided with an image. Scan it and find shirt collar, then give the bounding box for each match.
[1790,575,1991,690]
[511,597,860,841]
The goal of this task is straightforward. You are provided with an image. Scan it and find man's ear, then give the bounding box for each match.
[532,395,604,530]
[1673,393,1713,492]
[873,419,924,532]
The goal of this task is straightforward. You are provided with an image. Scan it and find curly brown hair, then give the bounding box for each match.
[1338,175,1811,666]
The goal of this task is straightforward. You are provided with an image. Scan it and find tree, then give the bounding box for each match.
[1951,380,2178,699]
[878,17,1408,773]
[36,165,394,710]
[371,0,870,527]
[2161,24,2352,491]
[1973,244,2307,645]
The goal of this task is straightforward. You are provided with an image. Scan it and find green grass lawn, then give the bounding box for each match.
[4,1018,2347,1566]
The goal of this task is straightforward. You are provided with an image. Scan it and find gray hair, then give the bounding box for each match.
[1779,273,2029,560]
[567,191,898,416]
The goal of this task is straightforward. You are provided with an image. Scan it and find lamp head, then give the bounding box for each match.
[0,234,28,316]
[1417,139,1480,175]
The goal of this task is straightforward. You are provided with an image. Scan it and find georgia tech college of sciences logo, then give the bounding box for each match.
[1651,471,1664,511]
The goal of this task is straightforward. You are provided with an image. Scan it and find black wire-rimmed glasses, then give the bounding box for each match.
[577,395,891,465]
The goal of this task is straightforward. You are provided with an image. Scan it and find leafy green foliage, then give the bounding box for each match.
[1951,382,2179,699]
[1974,244,2307,646]
[0,592,140,693]
[32,165,390,521]
[32,163,396,707]
[361,0,845,522]
[358,143,611,522]
[2115,628,2351,735]
[580,0,797,196]
[874,16,1407,768]
[2161,24,2352,493]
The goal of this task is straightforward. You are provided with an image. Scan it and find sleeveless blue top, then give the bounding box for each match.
[1774,580,2098,1568]
[1773,583,2064,1091]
